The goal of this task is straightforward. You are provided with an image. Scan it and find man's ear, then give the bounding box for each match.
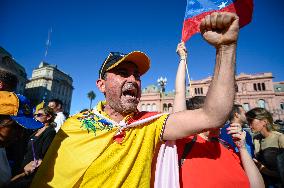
[235,112,240,119]
[96,79,106,93]
[263,119,269,126]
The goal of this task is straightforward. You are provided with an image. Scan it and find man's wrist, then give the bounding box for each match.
[237,143,246,150]
[217,43,237,53]
[180,56,187,61]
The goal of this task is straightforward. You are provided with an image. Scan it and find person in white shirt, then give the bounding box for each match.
[48,99,66,132]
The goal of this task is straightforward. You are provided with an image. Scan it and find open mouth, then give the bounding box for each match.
[122,83,138,99]
[122,88,137,99]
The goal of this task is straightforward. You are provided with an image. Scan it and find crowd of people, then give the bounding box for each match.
[0,70,67,187]
[0,12,283,188]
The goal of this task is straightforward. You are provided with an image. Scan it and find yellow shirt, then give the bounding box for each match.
[31,101,168,188]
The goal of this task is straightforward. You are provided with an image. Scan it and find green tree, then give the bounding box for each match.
[87,90,96,110]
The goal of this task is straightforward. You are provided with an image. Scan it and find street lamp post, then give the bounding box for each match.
[157,77,167,112]
[157,77,167,93]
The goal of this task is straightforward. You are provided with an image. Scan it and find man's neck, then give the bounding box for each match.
[103,105,126,123]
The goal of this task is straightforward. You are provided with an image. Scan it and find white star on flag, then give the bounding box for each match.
[218,1,227,9]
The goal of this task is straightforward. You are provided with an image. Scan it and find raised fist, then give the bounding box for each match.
[200,12,239,48]
[176,42,187,59]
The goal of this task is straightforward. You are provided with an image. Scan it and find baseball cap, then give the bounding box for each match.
[0,91,44,129]
[99,51,150,79]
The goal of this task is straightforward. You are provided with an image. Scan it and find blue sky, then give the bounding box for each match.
[1,0,284,114]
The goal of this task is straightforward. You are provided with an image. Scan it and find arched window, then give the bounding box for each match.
[243,103,250,111]
[147,104,151,111]
[163,103,168,112]
[141,104,146,111]
[280,102,284,110]
[168,103,173,113]
[152,103,157,111]
[258,99,266,108]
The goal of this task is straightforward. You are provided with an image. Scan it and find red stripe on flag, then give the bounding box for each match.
[182,0,253,42]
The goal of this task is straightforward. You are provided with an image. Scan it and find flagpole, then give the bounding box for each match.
[185,56,191,97]
[44,27,52,61]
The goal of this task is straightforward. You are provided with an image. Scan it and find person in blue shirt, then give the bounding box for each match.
[220,104,255,157]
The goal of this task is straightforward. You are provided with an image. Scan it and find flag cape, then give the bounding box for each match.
[182,0,253,42]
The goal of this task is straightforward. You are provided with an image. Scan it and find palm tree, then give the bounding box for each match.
[87,91,96,110]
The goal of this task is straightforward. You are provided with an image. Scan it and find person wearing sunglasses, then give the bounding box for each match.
[7,106,56,188]
[0,91,43,187]
[246,108,284,188]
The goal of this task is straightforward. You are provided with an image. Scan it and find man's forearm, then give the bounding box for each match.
[163,13,239,140]
[203,43,236,127]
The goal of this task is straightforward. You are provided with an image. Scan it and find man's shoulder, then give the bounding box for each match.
[56,112,66,118]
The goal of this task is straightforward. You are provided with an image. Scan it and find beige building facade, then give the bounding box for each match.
[138,72,284,120]
[25,62,73,114]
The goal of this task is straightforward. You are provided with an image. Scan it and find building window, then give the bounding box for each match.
[195,87,203,95]
[235,84,239,92]
[276,87,282,92]
[257,83,261,91]
[168,103,173,113]
[243,103,250,111]
[280,103,284,110]
[253,83,266,91]
[147,104,151,111]
[253,83,257,91]
[163,103,168,112]
[258,99,266,108]
[262,83,266,91]
[152,103,157,111]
